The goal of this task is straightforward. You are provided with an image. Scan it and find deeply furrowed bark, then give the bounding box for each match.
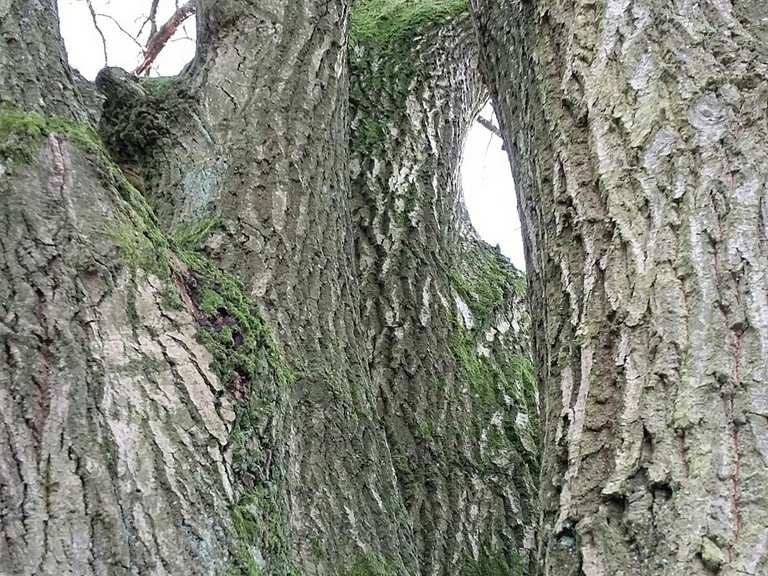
[120,1,419,572]
[1,0,539,574]
[350,12,539,576]
[0,2,276,574]
[101,1,540,572]
[470,0,768,574]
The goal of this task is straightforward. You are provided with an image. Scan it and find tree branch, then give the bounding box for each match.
[97,12,145,50]
[134,0,197,76]
[137,0,162,39]
[85,0,108,66]
[476,115,503,139]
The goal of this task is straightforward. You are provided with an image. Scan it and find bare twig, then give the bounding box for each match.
[97,12,145,50]
[85,0,108,65]
[149,0,161,36]
[476,115,503,139]
[176,0,193,38]
[134,0,197,76]
[137,0,162,39]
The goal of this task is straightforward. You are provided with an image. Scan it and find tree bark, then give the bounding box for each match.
[0,0,540,575]
[350,11,539,576]
[470,0,768,574]
[113,1,419,572]
[0,2,263,574]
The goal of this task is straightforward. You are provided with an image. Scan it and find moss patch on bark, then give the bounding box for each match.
[463,549,524,576]
[0,104,174,274]
[341,555,398,576]
[171,223,297,576]
[448,241,540,571]
[349,0,470,153]
[351,0,468,48]
[139,76,177,98]
[0,103,105,164]
[450,248,526,325]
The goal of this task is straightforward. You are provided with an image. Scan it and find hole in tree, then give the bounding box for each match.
[462,103,525,270]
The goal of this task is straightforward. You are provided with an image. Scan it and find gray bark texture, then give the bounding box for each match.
[1,1,537,576]
[0,2,247,574]
[470,0,768,575]
[350,11,538,576]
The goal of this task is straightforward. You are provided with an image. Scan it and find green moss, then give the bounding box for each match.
[450,248,525,325]
[348,0,470,152]
[230,487,299,576]
[172,216,224,250]
[453,333,501,409]
[199,287,226,315]
[462,549,524,576]
[448,243,540,491]
[0,104,174,275]
[509,355,536,400]
[3,100,294,571]
[103,168,174,277]
[96,145,292,575]
[348,0,470,149]
[453,330,537,443]
[230,497,264,576]
[176,245,296,576]
[139,76,176,98]
[341,555,397,576]
[512,273,527,298]
[122,215,295,574]
[108,219,171,275]
[178,249,293,390]
[178,257,294,574]
[358,117,387,149]
[418,419,436,442]
[160,284,185,309]
[350,0,468,48]
[0,106,46,163]
[0,103,105,164]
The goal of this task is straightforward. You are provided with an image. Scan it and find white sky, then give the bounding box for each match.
[57,0,525,269]
[461,110,524,269]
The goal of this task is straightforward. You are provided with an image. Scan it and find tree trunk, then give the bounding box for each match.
[1,1,538,576]
[104,0,418,572]
[1,2,262,574]
[470,0,768,574]
[349,10,539,575]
